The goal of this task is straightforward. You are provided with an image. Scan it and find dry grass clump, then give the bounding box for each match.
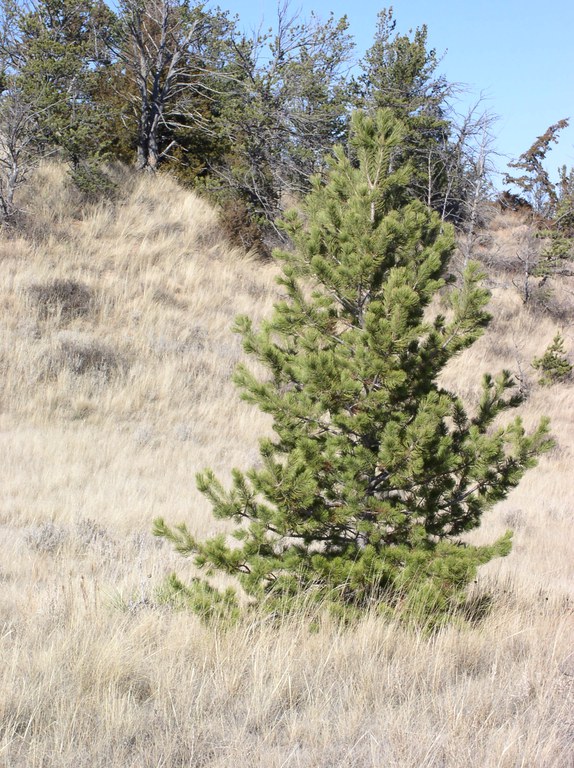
[38,334,127,381]
[27,278,94,322]
[0,164,572,766]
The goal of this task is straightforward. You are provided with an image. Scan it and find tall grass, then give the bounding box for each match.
[0,164,572,766]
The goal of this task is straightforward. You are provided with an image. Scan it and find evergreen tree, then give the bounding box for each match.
[360,8,447,120]
[358,9,495,227]
[503,126,574,304]
[18,0,114,156]
[532,334,572,386]
[154,110,552,621]
[534,164,574,283]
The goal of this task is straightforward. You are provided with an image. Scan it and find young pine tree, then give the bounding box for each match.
[532,334,572,386]
[154,110,552,620]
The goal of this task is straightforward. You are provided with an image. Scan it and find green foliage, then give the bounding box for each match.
[360,8,447,121]
[556,164,574,236]
[498,125,574,310]
[0,0,494,236]
[505,130,574,307]
[155,109,552,623]
[68,162,117,202]
[0,0,118,197]
[18,0,114,153]
[154,572,240,624]
[111,0,235,172]
[532,334,572,386]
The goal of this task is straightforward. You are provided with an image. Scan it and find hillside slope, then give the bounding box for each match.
[0,166,572,767]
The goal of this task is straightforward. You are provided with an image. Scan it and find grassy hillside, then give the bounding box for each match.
[0,165,572,767]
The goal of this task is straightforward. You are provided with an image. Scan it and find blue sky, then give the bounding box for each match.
[219,0,574,187]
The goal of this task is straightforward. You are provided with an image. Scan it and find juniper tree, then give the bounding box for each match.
[154,110,552,620]
[110,0,233,173]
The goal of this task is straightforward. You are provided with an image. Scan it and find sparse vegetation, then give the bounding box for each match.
[24,520,68,553]
[40,335,126,381]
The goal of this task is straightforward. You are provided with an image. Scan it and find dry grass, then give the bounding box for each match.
[0,166,573,767]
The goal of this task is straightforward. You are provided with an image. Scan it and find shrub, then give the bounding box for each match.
[68,163,117,203]
[217,194,269,257]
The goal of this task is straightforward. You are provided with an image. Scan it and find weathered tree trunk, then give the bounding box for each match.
[135,101,162,171]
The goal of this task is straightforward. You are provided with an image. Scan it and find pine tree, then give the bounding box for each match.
[154,110,552,621]
[358,9,496,227]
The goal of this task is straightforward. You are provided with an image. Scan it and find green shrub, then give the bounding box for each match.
[68,163,117,203]
[532,334,572,386]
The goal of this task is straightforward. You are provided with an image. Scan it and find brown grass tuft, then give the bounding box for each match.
[27,278,94,322]
[38,334,128,381]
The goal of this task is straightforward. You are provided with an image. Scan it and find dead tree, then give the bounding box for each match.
[112,0,227,172]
